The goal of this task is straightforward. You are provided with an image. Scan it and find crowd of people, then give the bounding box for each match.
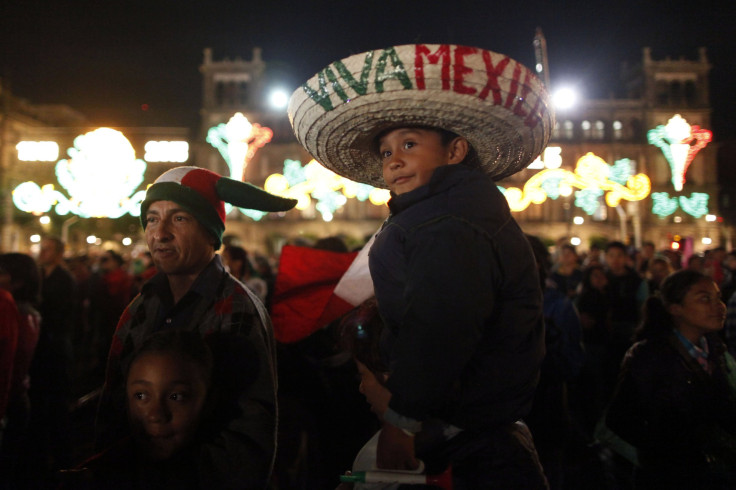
[3,43,736,489]
[2,232,736,488]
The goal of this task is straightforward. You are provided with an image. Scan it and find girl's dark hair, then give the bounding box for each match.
[580,264,606,292]
[636,269,711,340]
[125,330,214,385]
[223,245,252,278]
[0,253,41,305]
[339,298,388,378]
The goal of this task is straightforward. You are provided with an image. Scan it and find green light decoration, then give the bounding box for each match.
[264,159,390,222]
[12,128,147,218]
[651,192,709,218]
[647,114,712,192]
[500,152,651,215]
[207,113,273,221]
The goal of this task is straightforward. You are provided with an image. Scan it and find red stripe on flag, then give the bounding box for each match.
[271,245,358,343]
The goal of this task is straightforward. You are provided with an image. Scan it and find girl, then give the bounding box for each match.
[63,329,213,488]
[606,270,736,488]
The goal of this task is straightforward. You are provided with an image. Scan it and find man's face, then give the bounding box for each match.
[379,128,460,195]
[38,239,61,267]
[144,200,215,278]
[605,247,628,274]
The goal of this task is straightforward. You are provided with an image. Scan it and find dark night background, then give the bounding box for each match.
[2,0,735,140]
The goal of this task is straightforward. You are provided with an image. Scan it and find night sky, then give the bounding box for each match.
[3,0,735,139]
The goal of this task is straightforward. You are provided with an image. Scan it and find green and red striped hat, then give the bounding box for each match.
[141,166,296,248]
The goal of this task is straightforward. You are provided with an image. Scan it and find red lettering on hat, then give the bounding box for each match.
[414,44,451,90]
[504,63,522,109]
[479,51,511,104]
[523,94,543,129]
[511,69,533,118]
[452,46,477,95]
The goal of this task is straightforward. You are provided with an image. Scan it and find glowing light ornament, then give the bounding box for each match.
[12,128,147,218]
[264,159,390,222]
[651,191,710,218]
[501,153,650,215]
[206,113,274,220]
[207,112,272,182]
[647,114,711,192]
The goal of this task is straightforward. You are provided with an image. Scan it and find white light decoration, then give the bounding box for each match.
[527,146,562,169]
[552,87,578,110]
[573,216,584,225]
[17,141,60,162]
[144,141,189,163]
[705,214,717,222]
[30,234,41,243]
[12,128,148,218]
[268,89,289,109]
[86,235,97,244]
[122,237,132,246]
[39,215,51,225]
[702,237,712,245]
[570,237,582,246]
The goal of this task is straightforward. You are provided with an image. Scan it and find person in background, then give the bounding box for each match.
[573,264,612,439]
[603,241,648,384]
[606,270,736,488]
[30,235,77,475]
[645,255,673,295]
[549,243,584,300]
[0,253,42,486]
[635,241,656,277]
[89,250,134,381]
[221,244,268,303]
[525,235,585,490]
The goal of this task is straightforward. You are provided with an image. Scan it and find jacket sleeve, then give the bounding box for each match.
[385,217,497,421]
[196,290,277,490]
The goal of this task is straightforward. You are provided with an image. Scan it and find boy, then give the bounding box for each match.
[289,44,553,487]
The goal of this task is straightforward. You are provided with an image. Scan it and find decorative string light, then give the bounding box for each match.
[12,128,148,218]
[647,114,711,192]
[501,152,650,214]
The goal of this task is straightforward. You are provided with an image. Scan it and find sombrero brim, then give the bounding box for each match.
[289,44,554,188]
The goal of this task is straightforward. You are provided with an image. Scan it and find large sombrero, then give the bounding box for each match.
[288,44,554,188]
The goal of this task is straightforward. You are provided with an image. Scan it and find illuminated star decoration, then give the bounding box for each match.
[12,128,147,218]
[207,113,273,221]
[500,153,650,215]
[264,159,390,221]
[647,114,711,192]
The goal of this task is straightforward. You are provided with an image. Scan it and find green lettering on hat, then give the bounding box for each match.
[375,47,412,93]
[333,51,374,96]
[301,71,334,111]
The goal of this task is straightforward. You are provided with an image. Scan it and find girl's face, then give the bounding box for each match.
[589,268,608,291]
[669,278,726,342]
[126,351,209,460]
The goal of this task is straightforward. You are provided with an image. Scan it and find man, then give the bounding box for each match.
[30,236,76,473]
[95,166,296,489]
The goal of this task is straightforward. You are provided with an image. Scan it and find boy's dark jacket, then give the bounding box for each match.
[369,164,546,431]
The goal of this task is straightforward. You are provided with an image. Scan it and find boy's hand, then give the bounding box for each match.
[359,369,391,417]
[376,422,419,470]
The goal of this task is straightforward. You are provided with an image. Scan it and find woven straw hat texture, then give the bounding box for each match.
[289,44,554,188]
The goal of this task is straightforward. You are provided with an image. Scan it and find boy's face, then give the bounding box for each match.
[126,351,209,460]
[379,128,464,195]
